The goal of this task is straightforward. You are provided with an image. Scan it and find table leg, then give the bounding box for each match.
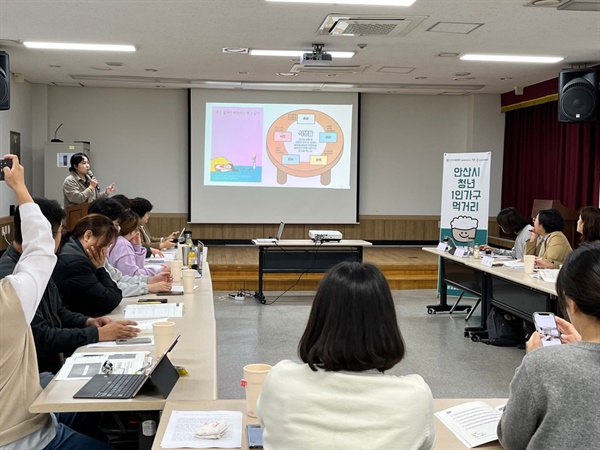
[426,257,471,314]
[254,246,266,304]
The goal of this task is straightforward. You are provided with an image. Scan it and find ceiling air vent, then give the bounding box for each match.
[317,15,428,37]
[290,63,369,75]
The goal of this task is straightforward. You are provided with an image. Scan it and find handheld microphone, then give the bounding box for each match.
[87,169,100,191]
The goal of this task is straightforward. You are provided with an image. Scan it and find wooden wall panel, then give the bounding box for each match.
[97,214,505,243]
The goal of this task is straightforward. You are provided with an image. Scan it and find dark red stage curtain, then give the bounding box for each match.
[502,100,600,216]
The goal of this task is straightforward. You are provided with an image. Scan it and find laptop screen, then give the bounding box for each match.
[275,222,285,241]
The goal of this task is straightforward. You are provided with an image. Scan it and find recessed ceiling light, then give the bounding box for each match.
[277,72,298,77]
[250,49,355,58]
[145,68,158,72]
[90,66,112,71]
[460,54,564,63]
[24,42,135,52]
[437,52,460,57]
[453,72,471,76]
[105,61,124,67]
[222,47,249,54]
[265,0,417,5]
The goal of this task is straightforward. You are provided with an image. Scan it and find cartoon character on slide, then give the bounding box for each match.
[211,156,237,172]
[450,215,479,243]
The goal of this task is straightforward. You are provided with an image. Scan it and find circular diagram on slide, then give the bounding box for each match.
[266,109,344,185]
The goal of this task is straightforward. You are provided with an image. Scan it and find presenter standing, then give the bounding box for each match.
[63,153,116,208]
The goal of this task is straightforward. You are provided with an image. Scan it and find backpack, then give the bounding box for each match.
[483,307,526,347]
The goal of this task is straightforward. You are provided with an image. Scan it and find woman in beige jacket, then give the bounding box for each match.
[526,208,573,269]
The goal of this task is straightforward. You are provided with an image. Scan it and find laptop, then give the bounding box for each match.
[255,222,285,243]
[73,335,181,399]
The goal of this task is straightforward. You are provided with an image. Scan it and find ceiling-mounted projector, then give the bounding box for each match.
[300,43,333,65]
[300,52,333,65]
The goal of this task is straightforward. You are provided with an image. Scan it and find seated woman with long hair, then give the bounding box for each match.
[107,210,163,277]
[498,242,600,449]
[53,214,122,317]
[577,206,600,243]
[257,261,435,450]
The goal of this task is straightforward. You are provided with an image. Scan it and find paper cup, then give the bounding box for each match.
[524,255,536,274]
[242,363,272,417]
[171,260,183,282]
[182,269,195,294]
[152,321,175,357]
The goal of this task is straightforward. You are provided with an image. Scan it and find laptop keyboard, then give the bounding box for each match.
[94,374,144,398]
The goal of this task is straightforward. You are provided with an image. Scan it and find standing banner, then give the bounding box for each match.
[439,152,491,296]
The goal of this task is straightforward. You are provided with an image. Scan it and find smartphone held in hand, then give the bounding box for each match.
[533,312,562,347]
[0,158,13,181]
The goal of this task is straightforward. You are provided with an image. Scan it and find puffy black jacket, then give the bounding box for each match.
[53,237,122,317]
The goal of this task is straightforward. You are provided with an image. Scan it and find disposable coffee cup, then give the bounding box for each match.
[182,269,195,294]
[524,255,536,274]
[152,321,175,357]
[241,363,272,417]
[171,260,183,282]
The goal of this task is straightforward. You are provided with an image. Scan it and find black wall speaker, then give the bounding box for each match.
[558,68,598,123]
[0,51,9,111]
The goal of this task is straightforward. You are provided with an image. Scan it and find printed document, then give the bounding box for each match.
[435,401,503,448]
[160,410,243,448]
[124,303,183,319]
[55,351,149,381]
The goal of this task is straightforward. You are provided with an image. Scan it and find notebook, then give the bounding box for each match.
[255,222,285,243]
[73,335,180,399]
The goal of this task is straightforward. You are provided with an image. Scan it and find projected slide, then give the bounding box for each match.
[205,103,352,189]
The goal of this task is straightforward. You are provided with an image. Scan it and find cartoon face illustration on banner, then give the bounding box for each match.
[450,215,479,242]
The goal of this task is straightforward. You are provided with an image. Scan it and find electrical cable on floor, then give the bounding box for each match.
[264,241,323,306]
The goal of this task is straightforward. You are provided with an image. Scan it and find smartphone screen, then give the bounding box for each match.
[533,312,562,347]
[246,425,263,449]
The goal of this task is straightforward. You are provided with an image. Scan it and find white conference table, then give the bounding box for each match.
[151,398,507,450]
[29,253,217,415]
[423,247,558,334]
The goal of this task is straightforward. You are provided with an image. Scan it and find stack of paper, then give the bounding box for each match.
[55,351,149,381]
[502,260,525,269]
[435,401,503,448]
[124,303,183,319]
[161,410,243,448]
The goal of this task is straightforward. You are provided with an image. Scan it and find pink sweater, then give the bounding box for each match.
[107,236,161,277]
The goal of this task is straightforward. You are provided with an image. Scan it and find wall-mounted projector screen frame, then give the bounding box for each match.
[189,89,360,224]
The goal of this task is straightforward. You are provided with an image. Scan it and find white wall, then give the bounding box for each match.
[20,86,504,217]
[0,75,32,217]
[43,87,188,212]
[360,94,470,215]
